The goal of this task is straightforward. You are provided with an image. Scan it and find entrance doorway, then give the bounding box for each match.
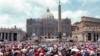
[87,33,92,41]
[13,33,17,41]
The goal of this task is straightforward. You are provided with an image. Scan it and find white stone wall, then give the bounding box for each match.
[72,33,83,41]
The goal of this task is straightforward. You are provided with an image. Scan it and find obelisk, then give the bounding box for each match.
[58,0,62,42]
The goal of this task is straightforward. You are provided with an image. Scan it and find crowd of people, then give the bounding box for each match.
[0,40,100,56]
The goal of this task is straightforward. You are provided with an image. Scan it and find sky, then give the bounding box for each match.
[0,0,100,31]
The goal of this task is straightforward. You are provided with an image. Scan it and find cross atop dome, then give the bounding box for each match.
[47,8,50,12]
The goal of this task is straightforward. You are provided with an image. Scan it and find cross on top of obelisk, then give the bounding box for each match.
[59,0,61,5]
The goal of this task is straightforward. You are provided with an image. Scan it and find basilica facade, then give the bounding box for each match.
[72,16,100,42]
[26,9,71,39]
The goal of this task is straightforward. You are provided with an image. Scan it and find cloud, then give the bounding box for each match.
[32,0,58,9]
[78,0,100,6]
[32,0,69,9]
[0,14,13,24]
[0,14,26,31]
[0,0,28,18]
[95,15,100,18]
[0,0,25,11]
[61,0,69,4]
[78,0,100,3]
[52,10,88,23]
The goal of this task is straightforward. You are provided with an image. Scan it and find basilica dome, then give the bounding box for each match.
[42,8,54,19]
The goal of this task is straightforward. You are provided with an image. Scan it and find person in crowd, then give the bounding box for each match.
[0,41,100,56]
[28,48,34,56]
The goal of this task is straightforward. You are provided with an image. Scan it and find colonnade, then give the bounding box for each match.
[0,32,17,41]
[84,32,100,42]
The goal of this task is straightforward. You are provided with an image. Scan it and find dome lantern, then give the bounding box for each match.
[47,8,50,12]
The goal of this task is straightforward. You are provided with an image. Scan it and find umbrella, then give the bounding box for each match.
[21,48,28,53]
[90,45,96,49]
[71,48,79,52]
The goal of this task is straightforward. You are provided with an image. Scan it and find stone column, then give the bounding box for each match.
[7,33,9,41]
[98,33,99,41]
[5,33,7,40]
[1,32,3,40]
[96,33,98,41]
[83,33,86,42]
[11,33,13,42]
[83,33,84,41]
[0,32,1,40]
[16,33,18,41]
[98,33,100,41]
[0,33,2,40]
[95,33,97,42]
[94,33,96,42]
[4,33,6,40]
[17,33,20,41]
[91,33,94,41]
[6,33,8,41]
[85,33,88,42]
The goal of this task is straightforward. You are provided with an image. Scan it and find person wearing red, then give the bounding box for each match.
[34,47,44,56]
[34,48,40,56]
[39,48,45,56]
